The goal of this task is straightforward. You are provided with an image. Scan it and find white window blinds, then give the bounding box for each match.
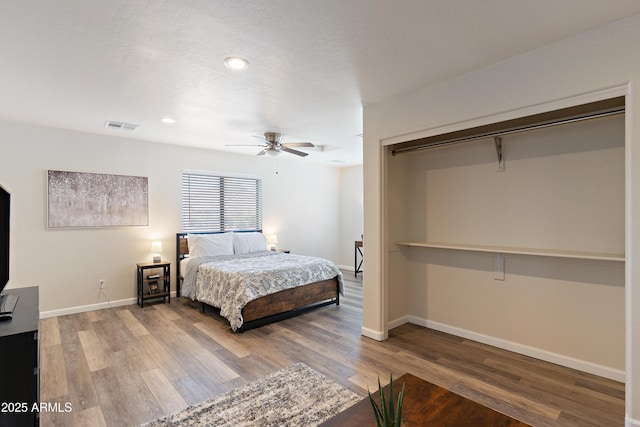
[181,171,262,233]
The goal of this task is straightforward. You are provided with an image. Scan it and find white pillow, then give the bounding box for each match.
[233,232,267,254]
[187,233,234,258]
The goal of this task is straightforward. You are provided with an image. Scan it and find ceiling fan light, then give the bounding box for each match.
[224,57,249,70]
[266,148,281,156]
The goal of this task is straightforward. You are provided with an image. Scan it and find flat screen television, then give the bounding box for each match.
[0,185,17,318]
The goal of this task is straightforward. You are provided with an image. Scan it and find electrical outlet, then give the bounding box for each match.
[99,279,106,289]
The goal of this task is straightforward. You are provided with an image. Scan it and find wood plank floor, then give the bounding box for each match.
[39,271,624,426]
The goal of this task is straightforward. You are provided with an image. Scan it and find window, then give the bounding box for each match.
[182,171,262,233]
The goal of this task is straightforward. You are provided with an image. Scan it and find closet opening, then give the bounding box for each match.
[383,94,626,381]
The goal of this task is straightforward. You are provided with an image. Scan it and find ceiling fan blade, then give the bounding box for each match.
[282,146,308,157]
[283,142,314,148]
[257,150,266,156]
[226,144,266,147]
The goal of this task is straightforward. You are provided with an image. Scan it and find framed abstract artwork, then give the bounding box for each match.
[47,170,149,228]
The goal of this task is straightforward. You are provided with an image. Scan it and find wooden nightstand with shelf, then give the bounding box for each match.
[136,261,170,308]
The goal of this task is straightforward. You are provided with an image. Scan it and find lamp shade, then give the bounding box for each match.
[151,241,163,253]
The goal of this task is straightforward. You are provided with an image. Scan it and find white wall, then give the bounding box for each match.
[363,14,640,425]
[338,165,363,268]
[0,120,341,314]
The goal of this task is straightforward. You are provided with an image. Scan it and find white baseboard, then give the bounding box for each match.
[627,415,640,427]
[361,326,385,341]
[336,265,354,272]
[388,315,410,330]
[40,292,177,319]
[388,315,625,383]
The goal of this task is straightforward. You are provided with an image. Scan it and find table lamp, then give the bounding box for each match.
[151,241,163,263]
[268,234,278,251]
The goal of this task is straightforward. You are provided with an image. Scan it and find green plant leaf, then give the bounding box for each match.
[370,374,405,427]
[378,377,388,424]
[395,381,406,426]
[388,374,395,423]
[368,386,383,427]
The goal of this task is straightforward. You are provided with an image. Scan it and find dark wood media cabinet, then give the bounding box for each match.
[0,286,40,426]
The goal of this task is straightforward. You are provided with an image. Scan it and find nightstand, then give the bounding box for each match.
[136,261,170,307]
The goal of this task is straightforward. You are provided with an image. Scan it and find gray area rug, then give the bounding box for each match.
[141,362,362,426]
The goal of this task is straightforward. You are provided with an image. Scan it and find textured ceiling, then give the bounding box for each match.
[2,1,640,166]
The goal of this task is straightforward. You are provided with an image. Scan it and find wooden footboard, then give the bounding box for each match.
[242,277,339,322]
[200,276,340,332]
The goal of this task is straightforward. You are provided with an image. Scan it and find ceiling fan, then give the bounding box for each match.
[227,132,315,157]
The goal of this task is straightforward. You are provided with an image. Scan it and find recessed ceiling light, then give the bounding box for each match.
[224,57,249,70]
[161,117,176,124]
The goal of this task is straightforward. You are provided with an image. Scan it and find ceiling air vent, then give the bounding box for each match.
[104,120,139,131]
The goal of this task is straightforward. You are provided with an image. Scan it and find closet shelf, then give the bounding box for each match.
[395,241,625,262]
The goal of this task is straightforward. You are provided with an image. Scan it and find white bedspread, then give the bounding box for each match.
[183,251,344,331]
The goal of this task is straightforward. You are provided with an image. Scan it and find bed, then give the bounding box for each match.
[176,231,343,332]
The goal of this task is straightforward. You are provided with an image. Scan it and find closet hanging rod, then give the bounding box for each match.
[391,107,625,156]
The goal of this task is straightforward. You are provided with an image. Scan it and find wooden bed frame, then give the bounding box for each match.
[176,232,340,332]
